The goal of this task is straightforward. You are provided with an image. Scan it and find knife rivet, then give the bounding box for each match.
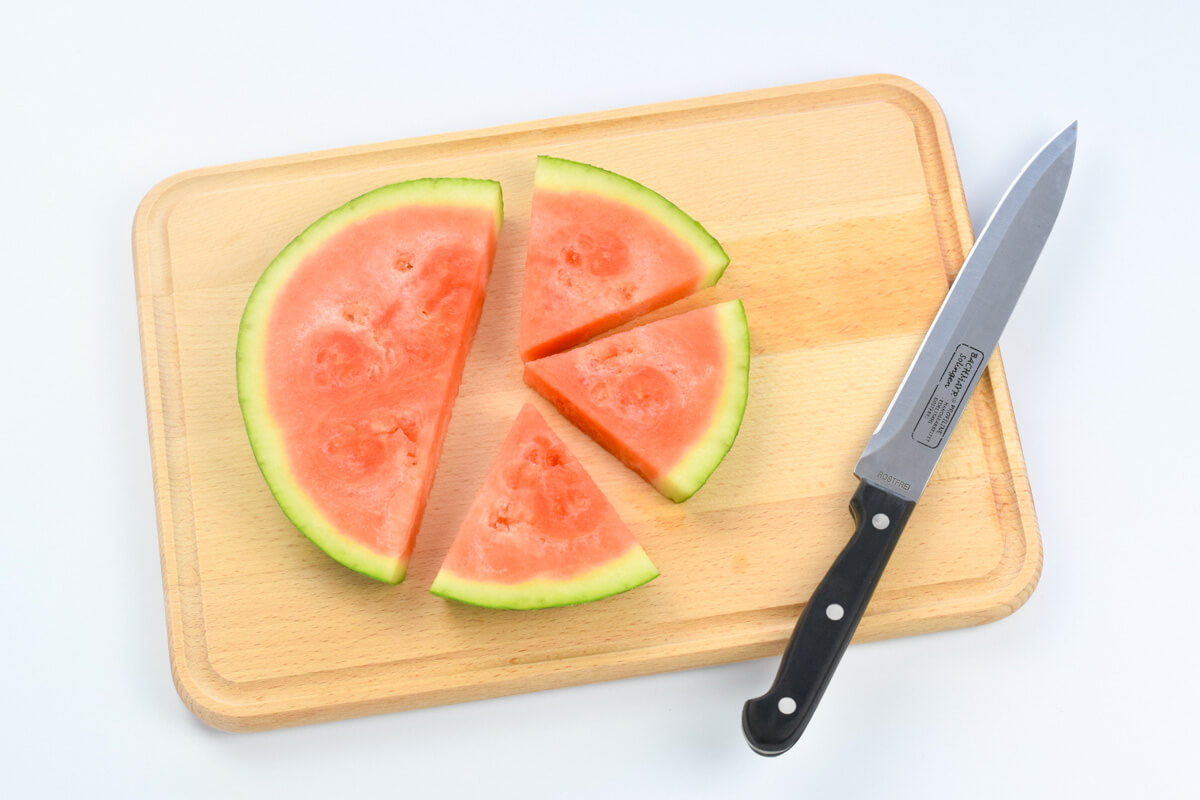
[826,603,844,621]
[778,697,797,715]
[872,513,890,530]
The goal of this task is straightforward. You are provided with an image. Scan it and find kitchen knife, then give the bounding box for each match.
[742,122,1077,756]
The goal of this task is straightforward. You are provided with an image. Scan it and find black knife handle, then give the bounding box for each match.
[742,480,916,756]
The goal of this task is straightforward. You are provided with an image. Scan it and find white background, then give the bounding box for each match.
[2,1,1196,796]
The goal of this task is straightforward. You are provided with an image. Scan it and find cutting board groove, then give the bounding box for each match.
[133,74,1040,731]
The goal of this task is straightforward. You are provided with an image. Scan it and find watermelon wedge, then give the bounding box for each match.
[518,156,729,361]
[237,179,503,584]
[524,300,749,503]
[430,404,658,609]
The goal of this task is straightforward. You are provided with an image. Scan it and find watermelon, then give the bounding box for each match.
[430,404,658,609]
[518,156,729,361]
[237,179,503,584]
[524,300,749,503]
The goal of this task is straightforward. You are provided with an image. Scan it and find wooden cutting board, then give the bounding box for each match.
[132,74,1041,732]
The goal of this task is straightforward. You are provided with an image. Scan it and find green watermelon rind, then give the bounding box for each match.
[534,156,729,286]
[655,300,751,503]
[429,545,660,610]
[236,178,504,585]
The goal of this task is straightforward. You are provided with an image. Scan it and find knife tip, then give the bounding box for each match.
[1044,122,1077,174]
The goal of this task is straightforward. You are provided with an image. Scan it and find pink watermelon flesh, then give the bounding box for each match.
[523,301,749,502]
[518,157,728,361]
[430,404,658,609]
[252,197,498,581]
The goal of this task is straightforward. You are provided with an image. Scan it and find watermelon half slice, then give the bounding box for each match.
[524,300,749,502]
[237,179,503,584]
[518,156,729,361]
[430,404,658,609]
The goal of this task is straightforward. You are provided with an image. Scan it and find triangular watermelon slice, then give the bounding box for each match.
[430,404,658,609]
[237,179,503,584]
[518,156,729,361]
[524,300,749,502]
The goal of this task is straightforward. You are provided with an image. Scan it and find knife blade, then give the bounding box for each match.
[742,122,1077,756]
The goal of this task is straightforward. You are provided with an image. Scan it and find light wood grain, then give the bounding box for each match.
[132,74,1041,732]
